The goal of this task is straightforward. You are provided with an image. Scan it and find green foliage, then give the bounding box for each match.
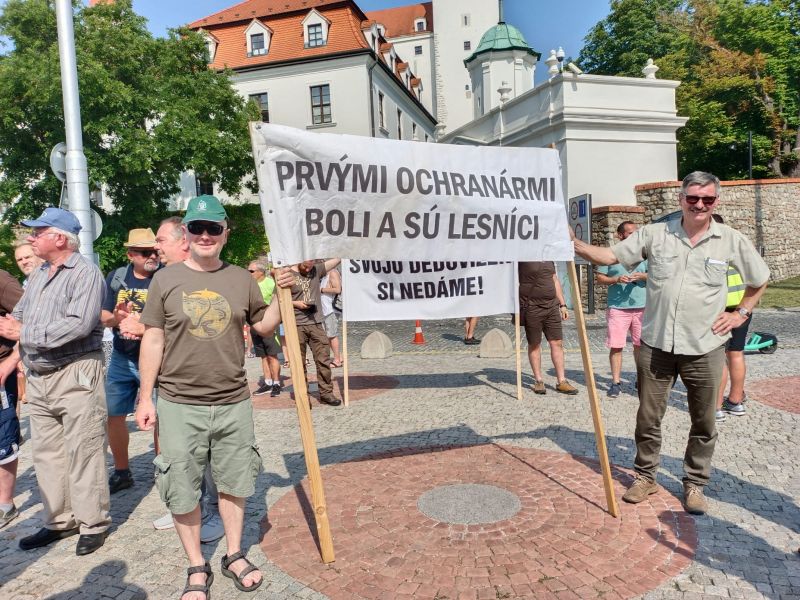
[0,224,20,277]
[578,0,800,180]
[221,204,270,268]
[0,0,259,268]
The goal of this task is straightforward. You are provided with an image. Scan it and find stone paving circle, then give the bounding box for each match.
[261,444,697,600]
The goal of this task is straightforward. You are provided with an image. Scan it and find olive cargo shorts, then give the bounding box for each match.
[154,397,262,515]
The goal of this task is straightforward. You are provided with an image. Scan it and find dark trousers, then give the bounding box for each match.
[635,343,725,486]
[297,323,333,400]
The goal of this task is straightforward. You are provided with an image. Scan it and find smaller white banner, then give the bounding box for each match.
[342,260,516,322]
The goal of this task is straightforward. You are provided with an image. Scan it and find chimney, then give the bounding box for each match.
[89,0,113,6]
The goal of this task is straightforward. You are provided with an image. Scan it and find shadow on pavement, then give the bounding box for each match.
[42,560,146,600]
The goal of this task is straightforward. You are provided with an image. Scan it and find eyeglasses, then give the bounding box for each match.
[247,269,259,273]
[130,248,159,257]
[186,221,225,236]
[30,229,58,239]
[682,195,717,206]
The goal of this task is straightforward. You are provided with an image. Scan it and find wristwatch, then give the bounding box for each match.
[737,307,751,318]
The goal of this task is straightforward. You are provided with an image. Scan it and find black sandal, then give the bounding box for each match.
[182,562,213,600]
[220,551,263,592]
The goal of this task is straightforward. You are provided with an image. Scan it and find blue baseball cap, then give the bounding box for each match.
[21,207,82,234]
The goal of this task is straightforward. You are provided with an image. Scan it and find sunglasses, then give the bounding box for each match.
[683,195,717,206]
[130,248,159,257]
[186,221,225,236]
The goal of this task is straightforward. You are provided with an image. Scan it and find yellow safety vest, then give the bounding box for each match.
[726,266,745,308]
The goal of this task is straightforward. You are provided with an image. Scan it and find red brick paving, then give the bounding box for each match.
[261,445,696,599]
[749,376,800,414]
[250,372,399,410]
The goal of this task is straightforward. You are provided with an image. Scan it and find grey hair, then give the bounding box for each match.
[248,260,267,273]
[159,216,185,240]
[12,238,33,249]
[681,171,721,196]
[53,228,81,251]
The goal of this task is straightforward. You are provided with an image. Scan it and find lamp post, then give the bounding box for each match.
[55,0,95,262]
[556,46,565,72]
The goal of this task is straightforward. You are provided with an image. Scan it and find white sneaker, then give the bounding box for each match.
[200,513,224,543]
[152,512,174,530]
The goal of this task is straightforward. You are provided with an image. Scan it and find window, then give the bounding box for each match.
[412,123,417,139]
[378,92,385,129]
[310,84,332,125]
[251,33,265,54]
[397,109,402,139]
[463,41,471,51]
[415,45,422,55]
[425,133,429,142]
[415,19,426,32]
[249,93,269,122]
[195,175,213,196]
[307,23,324,47]
[463,14,470,27]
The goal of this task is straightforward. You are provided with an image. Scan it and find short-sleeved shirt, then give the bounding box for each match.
[291,263,328,325]
[257,276,276,305]
[612,218,770,355]
[0,270,24,361]
[518,261,558,308]
[140,262,267,405]
[102,265,154,359]
[596,261,648,309]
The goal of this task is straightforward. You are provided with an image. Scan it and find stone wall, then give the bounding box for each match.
[577,178,800,311]
[636,178,800,282]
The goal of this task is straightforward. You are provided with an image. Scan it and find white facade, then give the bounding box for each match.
[174,52,436,208]
[468,48,536,117]
[442,72,688,207]
[431,0,499,135]
[382,33,435,117]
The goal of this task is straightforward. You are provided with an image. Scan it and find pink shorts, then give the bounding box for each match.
[606,307,644,348]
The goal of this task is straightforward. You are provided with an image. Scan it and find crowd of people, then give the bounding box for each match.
[0,169,771,598]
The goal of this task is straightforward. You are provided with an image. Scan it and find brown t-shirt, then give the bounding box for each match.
[291,263,328,325]
[0,270,24,361]
[140,262,267,405]
[518,261,558,308]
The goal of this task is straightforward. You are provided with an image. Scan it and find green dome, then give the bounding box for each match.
[465,22,540,65]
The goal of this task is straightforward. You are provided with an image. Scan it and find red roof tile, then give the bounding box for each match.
[196,4,370,70]
[190,0,357,29]
[365,2,432,38]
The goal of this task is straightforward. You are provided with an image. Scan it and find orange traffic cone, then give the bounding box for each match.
[412,320,425,344]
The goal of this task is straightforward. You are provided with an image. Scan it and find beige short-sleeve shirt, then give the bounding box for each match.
[612,218,769,355]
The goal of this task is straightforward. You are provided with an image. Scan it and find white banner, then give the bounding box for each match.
[342,260,516,321]
[250,124,574,265]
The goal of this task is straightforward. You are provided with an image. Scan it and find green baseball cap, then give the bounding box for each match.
[182,195,228,223]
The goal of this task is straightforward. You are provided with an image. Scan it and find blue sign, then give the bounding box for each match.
[578,199,586,218]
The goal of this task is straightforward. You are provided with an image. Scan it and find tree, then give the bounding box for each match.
[0,0,260,266]
[578,0,800,179]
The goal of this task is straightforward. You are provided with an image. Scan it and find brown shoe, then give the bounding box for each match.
[532,380,546,395]
[622,475,659,503]
[683,483,708,515]
[555,380,578,395]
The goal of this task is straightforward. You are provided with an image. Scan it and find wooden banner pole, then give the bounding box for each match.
[566,261,620,518]
[342,319,350,407]
[276,285,336,562]
[515,312,522,401]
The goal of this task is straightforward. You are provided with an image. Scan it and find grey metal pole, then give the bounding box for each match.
[748,130,753,179]
[55,0,95,261]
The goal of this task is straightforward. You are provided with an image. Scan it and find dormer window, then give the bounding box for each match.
[245,19,272,57]
[414,18,426,32]
[199,30,218,63]
[302,9,330,49]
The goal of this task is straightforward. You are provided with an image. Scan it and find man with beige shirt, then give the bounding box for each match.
[572,171,769,515]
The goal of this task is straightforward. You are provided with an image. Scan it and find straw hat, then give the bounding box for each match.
[123,228,157,248]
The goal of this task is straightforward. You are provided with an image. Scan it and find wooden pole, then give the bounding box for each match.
[342,319,350,407]
[566,261,620,518]
[514,262,522,401]
[515,312,522,401]
[276,285,336,562]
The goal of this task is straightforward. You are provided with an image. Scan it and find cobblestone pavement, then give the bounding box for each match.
[1,310,798,599]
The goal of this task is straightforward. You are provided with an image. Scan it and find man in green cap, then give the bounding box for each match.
[136,195,281,597]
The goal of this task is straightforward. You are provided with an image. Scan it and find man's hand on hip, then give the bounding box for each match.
[712,310,746,336]
[0,315,22,341]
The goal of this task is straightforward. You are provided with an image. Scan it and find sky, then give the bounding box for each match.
[130,0,611,83]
